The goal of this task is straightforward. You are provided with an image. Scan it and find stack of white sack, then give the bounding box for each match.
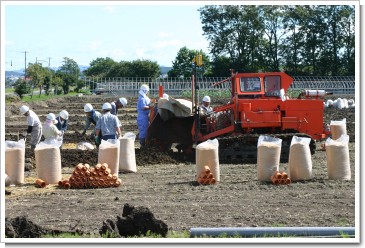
[324,98,355,109]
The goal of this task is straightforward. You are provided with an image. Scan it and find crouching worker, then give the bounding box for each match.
[56,110,69,135]
[81,103,101,147]
[43,113,62,144]
[95,103,122,146]
[19,105,42,151]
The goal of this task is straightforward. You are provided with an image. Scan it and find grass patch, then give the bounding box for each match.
[20,92,79,103]
[5,87,15,93]
[41,230,190,238]
[336,218,350,226]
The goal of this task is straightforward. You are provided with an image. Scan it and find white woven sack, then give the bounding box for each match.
[5,173,12,187]
[257,135,282,181]
[98,139,120,174]
[330,118,347,140]
[76,142,94,151]
[5,139,25,185]
[196,139,220,181]
[35,141,62,184]
[119,132,137,173]
[325,135,351,180]
[288,136,313,181]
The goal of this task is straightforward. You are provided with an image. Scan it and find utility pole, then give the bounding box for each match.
[23,51,28,79]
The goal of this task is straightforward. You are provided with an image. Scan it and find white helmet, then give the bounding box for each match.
[119,97,128,107]
[140,84,149,91]
[46,113,58,124]
[202,95,211,103]
[59,110,69,120]
[19,105,30,114]
[84,103,93,112]
[102,102,112,110]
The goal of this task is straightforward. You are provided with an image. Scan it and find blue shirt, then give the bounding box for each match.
[84,110,101,134]
[137,95,150,121]
[95,112,120,136]
[111,101,118,115]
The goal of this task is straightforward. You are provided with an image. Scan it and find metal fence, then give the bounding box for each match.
[82,75,355,97]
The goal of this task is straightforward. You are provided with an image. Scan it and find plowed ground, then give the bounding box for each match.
[4,94,356,237]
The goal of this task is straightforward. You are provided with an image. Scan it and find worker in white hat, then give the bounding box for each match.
[43,113,62,144]
[200,95,213,117]
[110,97,128,116]
[56,110,69,135]
[19,105,42,151]
[81,103,101,140]
[95,102,122,145]
[137,84,153,147]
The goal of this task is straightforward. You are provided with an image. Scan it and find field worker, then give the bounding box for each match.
[43,113,62,143]
[56,110,69,135]
[111,97,128,116]
[19,105,42,151]
[137,84,153,147]
[200,95,213,117]
[81,103,101,142]
[95,102,122,145]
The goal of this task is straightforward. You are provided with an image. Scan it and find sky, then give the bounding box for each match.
[2,1,212,71]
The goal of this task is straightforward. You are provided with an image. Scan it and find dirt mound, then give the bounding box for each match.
[5,94,21,103]
[5,103,22,117]
[5,216,50,238]
[324,107,355,142]
[135,147,194,166]
[99,203,168,237]
[60,149,99,168]
[25,145,194,171]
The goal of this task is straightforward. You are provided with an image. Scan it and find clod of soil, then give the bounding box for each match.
[6,216,51,238]
[99,203,168,237]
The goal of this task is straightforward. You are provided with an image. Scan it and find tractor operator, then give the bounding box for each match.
[200,95,214,117]
[95,102,122,145]
[19,105,42,151]
[81,103,101,147]
[137,84,153,148]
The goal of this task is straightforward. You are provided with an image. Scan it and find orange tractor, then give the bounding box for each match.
[146,71,330,162]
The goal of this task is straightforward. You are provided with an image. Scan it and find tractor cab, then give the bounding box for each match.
[232,72,294,99]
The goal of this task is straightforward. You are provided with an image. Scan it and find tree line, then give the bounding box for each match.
[199,5,355,76]
[13,5,355,98]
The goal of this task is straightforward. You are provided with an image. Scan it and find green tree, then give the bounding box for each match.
[281,5,306,75]
[52,76,63,95]
[105,61,130,77]
[128,59,160,78]
[13,78,31,98]
[338,6,355,75]
[199,5,355,76]
[57,57,80,94]
[84,57,117,77]
[105,59,160,78]
[199,5,265,72]
[209,55,232,77]
[26,63,49,98]
[260,5,286,71]
[168,46,210,78]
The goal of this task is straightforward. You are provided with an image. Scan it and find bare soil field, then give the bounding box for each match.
[4,94,356,238]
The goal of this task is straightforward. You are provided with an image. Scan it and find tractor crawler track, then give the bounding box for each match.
[217,133,316,164]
